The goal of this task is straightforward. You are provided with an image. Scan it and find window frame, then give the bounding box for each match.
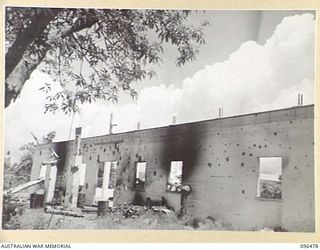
[166,160,183,193]
[133,161,147,191]
[256,156,283,201]
[96,160,118,189]
[108,161,118,189]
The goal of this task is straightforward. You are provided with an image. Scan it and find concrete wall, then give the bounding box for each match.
[31,105,314,231]
[31,141,75,201]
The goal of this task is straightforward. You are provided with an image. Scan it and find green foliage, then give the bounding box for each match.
[6,8,206,114]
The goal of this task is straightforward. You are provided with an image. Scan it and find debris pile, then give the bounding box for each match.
[105,202,176,220]
[2,195,26,229]
[81,206,98,214]
[44,206,84,217]
[110,204,146,218]
[259,226,288,232]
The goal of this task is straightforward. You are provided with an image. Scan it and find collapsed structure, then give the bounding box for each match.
[30,105,315,231]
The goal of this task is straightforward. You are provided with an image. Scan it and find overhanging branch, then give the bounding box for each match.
[5,8,62,78]
[5,11,99,108]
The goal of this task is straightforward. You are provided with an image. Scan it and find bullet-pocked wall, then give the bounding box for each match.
[30,105,314,232]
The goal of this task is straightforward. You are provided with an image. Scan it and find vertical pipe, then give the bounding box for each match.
[172,116,177,125]
[219,108,223,118]
[109,113,113,134]
[75,127,82,155]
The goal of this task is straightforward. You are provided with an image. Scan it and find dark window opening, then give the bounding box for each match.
[97,162,104,188]
[134,162,146,190]
[108,161,118,189]
[96,161,118,189]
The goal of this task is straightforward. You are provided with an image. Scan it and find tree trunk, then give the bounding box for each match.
[5,46,48,107]
[5,8,61,79]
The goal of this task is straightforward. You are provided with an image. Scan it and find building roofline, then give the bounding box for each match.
[38,104,314,146]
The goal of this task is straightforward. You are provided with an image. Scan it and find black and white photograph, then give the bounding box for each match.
[3,7,315,232]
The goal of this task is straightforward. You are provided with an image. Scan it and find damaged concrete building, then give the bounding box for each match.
[30,104,315,232]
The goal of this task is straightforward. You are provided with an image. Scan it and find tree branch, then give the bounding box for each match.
[5,11,99,108]
[71,34,101,77]
[5,8,61,78]
[61,15,98,38]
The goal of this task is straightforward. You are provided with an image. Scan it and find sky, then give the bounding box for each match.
[5,10,315,160]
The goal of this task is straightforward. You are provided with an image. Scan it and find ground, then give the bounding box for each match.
[2,158,229,231]
[5,206,230,230]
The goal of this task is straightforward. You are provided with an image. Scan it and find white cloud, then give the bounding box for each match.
[5,13,315,159]
[75,84,182,137]
[177,13,314,121]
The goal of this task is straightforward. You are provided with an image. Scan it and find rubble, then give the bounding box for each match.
[109,204,147,218]
[9,204,231,230]
[2,195,25,229]
[81,206,98,213]
[44,206,84,217]
[259,226,288,232]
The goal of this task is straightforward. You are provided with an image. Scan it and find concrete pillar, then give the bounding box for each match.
[65,127,83,209]
[70,155,83,208]
[42,160,57,204]
[102,162,111,201]
[46,164,57,203]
